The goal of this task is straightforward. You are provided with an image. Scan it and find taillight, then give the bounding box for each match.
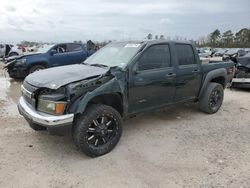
[227,67,235,74]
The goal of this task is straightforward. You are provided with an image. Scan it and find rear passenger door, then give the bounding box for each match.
[67,43,87,64]
[128,44,176,113]
[174,44,202,101]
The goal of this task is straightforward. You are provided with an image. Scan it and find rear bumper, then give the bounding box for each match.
[18,96,74,127]
[232,78,250,88]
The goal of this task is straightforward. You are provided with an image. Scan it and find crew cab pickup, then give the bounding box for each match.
[4,43,94,79]
[17,40,234,157]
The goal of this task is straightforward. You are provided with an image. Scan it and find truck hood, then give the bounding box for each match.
[6,52,42,61]
[25,64,109,89]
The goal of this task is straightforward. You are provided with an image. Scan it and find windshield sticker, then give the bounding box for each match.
[125,44,141,48]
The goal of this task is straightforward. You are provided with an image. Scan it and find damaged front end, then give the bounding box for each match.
[232,54,250,88]
[4,58,28,79]
[17,64,125,129]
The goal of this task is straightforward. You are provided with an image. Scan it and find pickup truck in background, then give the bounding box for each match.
[17,40,235,157]
[4,43,95,79]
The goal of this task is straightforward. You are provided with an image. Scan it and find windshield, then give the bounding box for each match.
[84,42,143,67]
[36,45,54,53]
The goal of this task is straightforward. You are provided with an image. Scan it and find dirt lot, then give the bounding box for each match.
[0,62,250,188]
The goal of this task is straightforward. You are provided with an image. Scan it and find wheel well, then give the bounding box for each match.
[88,93,123,116]
[8,51,18,56]
[211,76,226,88]
[29,62,48,69]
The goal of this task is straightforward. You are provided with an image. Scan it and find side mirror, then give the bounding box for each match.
[132,62,139,75]
[50,49,57,56]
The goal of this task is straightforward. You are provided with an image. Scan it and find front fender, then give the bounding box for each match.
[69,77,126,114]
[27,56,49,69]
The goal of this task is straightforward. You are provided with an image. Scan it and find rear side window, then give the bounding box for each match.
[176,44,196,66]
[137,44,171,71]
[67,44,82,52]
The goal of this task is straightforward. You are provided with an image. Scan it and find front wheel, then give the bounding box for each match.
[199,83,224,114]
[72,104,123,157]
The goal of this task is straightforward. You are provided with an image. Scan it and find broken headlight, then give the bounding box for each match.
[15,58,27,66]
[37,99,67,115]
[37,88,67,115]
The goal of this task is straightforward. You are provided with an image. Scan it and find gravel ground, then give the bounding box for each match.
[0,62,250,188]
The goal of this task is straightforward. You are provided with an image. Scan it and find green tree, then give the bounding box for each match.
[159,35,165,40]
[209,29,221,46]
[147,33,153,40]
[222,30,234,47]
[235,28,250,46]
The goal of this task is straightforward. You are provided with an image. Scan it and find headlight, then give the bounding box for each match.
[15,58,27,65]
[37,99,67,115]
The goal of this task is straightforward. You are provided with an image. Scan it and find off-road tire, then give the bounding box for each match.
[199,82,224,114]
[29,123,47,131]
[29,65,45,74]
[72,104,123,157]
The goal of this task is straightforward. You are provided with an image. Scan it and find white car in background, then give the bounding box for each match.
[197,48,211,58]
[0,44,22,59]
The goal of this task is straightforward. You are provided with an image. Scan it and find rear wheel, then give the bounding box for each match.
[199,83,224,114]
[29,123,47,131]
[72,104,122,157]
[29,65,45,74]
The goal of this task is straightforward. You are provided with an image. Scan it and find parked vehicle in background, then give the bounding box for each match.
[214,49,228,57]
[197,48,210,58]
[230,53,250,88]
[0,44,22,58]
[222,49,247,61]
[17,40,235,157]
[4,43,95,79]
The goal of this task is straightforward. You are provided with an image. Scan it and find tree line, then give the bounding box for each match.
[198,28,250,48]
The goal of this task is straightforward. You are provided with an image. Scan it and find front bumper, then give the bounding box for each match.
[18,96,74,127]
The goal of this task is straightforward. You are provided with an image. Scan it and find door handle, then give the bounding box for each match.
[192,69,200,73]
[165,73,176,78]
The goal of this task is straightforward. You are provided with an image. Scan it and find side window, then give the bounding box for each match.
[67,44,82,52]
[176,44,196,66]
[53,44,67,54]
[137,44,171,71]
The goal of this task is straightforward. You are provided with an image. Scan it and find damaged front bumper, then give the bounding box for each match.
[18,96,74,127]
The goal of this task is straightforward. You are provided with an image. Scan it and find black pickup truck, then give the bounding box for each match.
[18,40,234,157]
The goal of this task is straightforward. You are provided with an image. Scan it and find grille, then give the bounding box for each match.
[22,81,37,107]
[23,81,37,93]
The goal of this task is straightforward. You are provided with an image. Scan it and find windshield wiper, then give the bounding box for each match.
[89,63,108,68]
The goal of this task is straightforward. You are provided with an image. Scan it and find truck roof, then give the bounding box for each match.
[112,40,193,46]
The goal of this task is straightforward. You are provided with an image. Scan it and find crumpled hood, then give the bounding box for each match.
[7,52,42,61]
[25,64,109,89]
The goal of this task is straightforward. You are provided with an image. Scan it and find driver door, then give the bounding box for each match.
[128,44,176,114]
[49,44,70,67]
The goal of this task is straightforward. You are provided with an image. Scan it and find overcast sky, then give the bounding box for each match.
[0,0,249,43]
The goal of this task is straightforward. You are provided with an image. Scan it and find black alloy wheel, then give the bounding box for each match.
[73,104,122,157]
[86,115,119,148]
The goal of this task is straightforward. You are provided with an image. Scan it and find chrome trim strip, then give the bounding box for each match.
[21,85,32,98]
